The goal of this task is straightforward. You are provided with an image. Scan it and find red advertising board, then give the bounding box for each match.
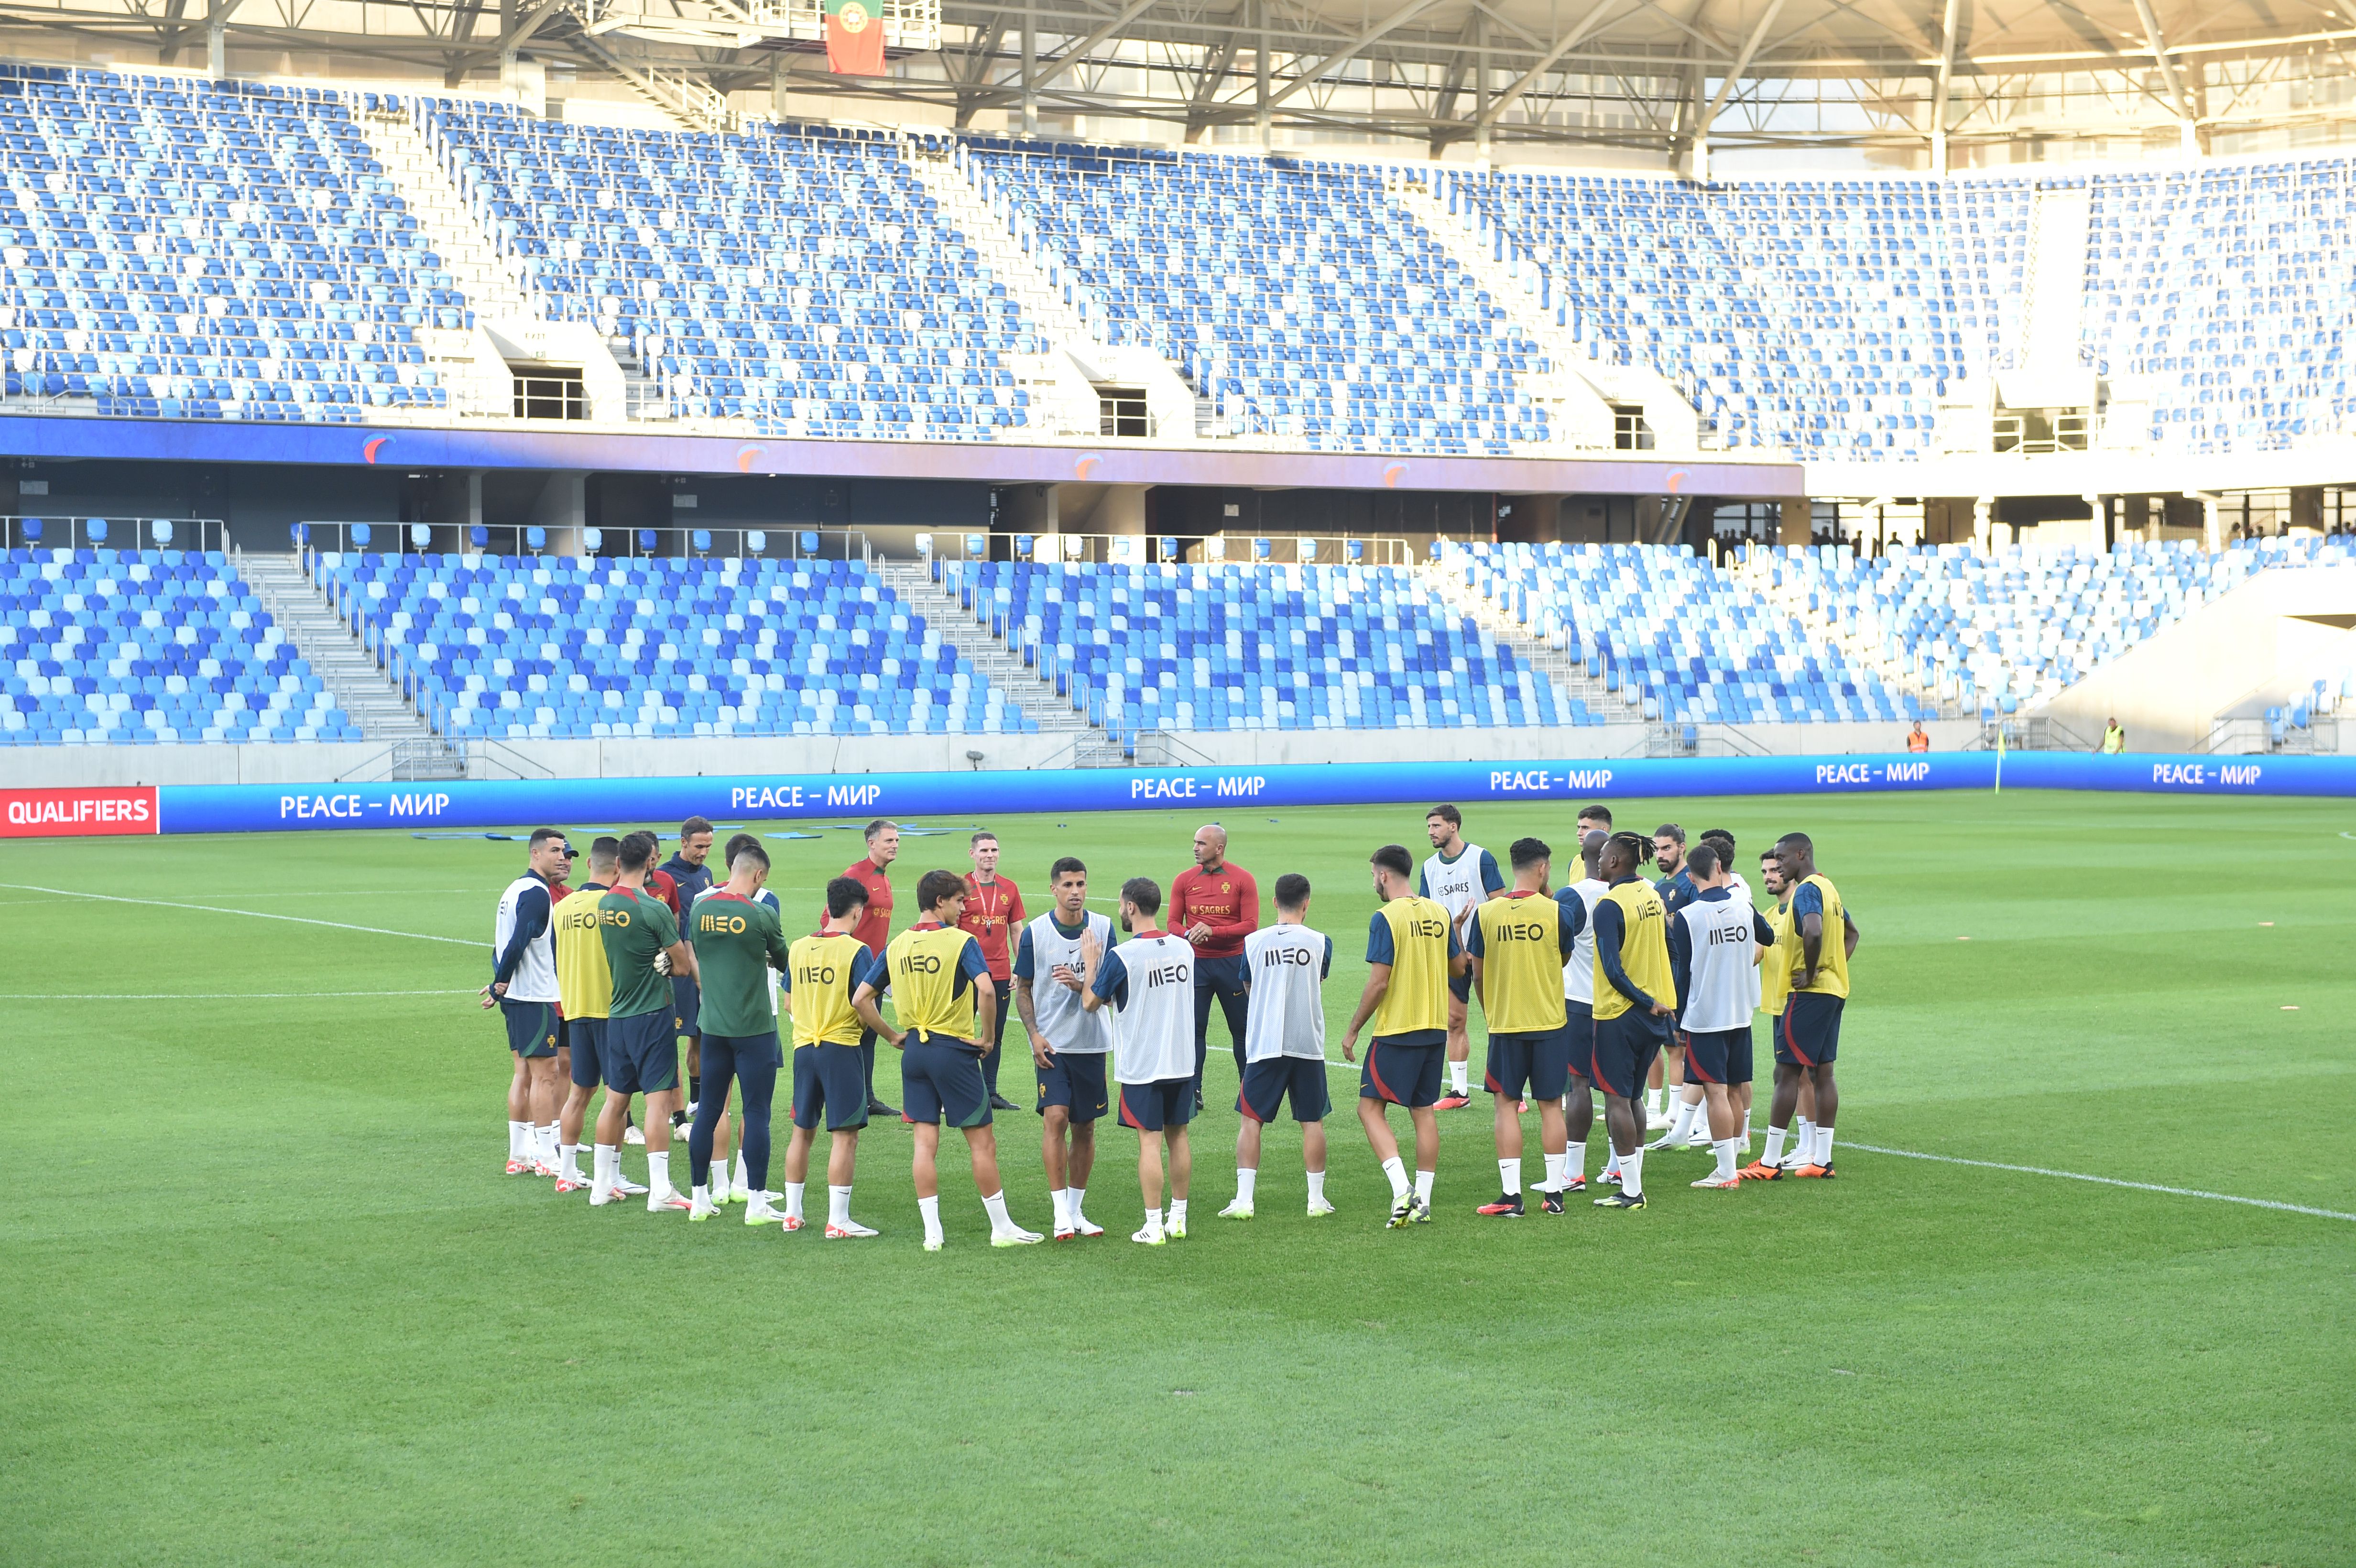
[0,785,160,838]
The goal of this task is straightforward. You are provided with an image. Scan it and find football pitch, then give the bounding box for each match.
[3,788,2351,1568]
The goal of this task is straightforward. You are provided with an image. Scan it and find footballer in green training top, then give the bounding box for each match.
[683,841,794,1224]
[594,831,698,1212]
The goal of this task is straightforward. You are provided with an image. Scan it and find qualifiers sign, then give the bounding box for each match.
[1,785,159,838]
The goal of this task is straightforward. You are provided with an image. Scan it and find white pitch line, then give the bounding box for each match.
[1843,1141,2356,1223]
[0,883,478,947]
[0,990,479,1001]
[1278,1062,2354,1223]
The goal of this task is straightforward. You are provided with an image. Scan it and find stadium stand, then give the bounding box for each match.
[0,63,454,422]
[1444,541,1938,727]
[311,550,1037,739]
[961,144,1553,454]
[1742,536,2356,717]
[414,99,1038,438]
[1442,170,2029,457]
[2082,160,2356,452]
[946,557,1595,734]
[1,544,356,743]
[0,57,2346,463]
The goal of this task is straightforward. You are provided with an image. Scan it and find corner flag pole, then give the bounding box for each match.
[1994,723,2005,794]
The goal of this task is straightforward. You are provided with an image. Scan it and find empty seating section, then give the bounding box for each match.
[1752,541,2291,714]
[0,64,452,422]
[1,547,355,743]
[315,552,1034,739]
[951,560,1593,733]
[965,146,1552,455]
[1448,543,1933,726]
[2082,161,2356,451]
[1449,172,2032,456]
[417,102,1036,438]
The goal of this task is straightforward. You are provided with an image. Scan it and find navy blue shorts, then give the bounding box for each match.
[902,1033,991,1129]
[1118,1077,1195,1133]
[1238,1056,1331,1123]
[566,1016,607,1087]
[1484,1027,1572,1101]
[604,1010,678,1097]
[671,974,700,1038]
[1448,968,1472,1003]
[1036,1050,1111,1122]
[1587,1012,1667,1101]
[502,998,557,1059]
[1683,1026,1749,1086]
[1776,993,1843,1067]
[1564,1002,1594,1083]
[790,1042,870,1132]
[1360,1036,1444,1108]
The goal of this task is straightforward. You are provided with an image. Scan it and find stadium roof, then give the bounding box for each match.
[2,0,2348,162]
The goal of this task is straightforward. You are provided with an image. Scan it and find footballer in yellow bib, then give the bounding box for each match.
[1464,837,1588,1217]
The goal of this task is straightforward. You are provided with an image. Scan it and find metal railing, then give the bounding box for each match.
[3,514,227,553]
[1992,411,2095,454]
[927,531,1410,566]
[511,372,588,422]
[298,521,872,563]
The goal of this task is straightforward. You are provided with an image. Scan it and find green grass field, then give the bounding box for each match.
[3,789,2352,1568]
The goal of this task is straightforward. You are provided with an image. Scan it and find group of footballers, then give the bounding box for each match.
[481,801,1858,1246]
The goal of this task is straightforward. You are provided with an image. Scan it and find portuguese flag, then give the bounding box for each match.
[824,0,885,75]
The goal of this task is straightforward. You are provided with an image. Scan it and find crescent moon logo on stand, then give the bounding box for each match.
[1382,463,1407,489]
[362,437,389,464]
[1074,453,1104,480]
[735,443,765,473]
[1666,470,1688,494]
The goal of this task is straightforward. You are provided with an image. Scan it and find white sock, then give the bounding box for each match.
[1235,1167,1258,1204]
[592,1143,616,1197]
[733,1153,748,1192]
[1169,1198,1189,1227]
[1602,1144,1621,1179]
[539,1123,559,1164]
[507,1120,528,1160]
[1648,1087,1667,1115]
[829,1185,852,1228]
[1713,1137,1739,1182]
[1497,1156,1521,1195]
[709,1158,731,1199]
[1449,1059,1469,1095]
[1070,1186,1088,1219]
[649,1149,672,1195]
[1414,1168,1435,1204]
[1566,1141,1585,1182]
[1051,1187,1072,1229]
[1792,1117,1815,1166]
[981,1188,1013,1232]
[691,1183,710,1209]
[918,1193,943,1244]
[1620,1145,1645,1198]
[1815,1125,1835,1166]
[1380,1155,1409,1200]
[1763,1125,1789,1167]
[1143,1205,1163,1234]
[1541,1152,1566,1191]
[783,1181,806,1221]
[1307,1169,1327,1203]
[1664,1097,1700,1142]
[559,1143,581,1181]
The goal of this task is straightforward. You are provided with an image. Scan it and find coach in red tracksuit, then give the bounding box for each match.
[960,829,1027,1111]
[838,818,899,1119]
[1170,822,1259,1111]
